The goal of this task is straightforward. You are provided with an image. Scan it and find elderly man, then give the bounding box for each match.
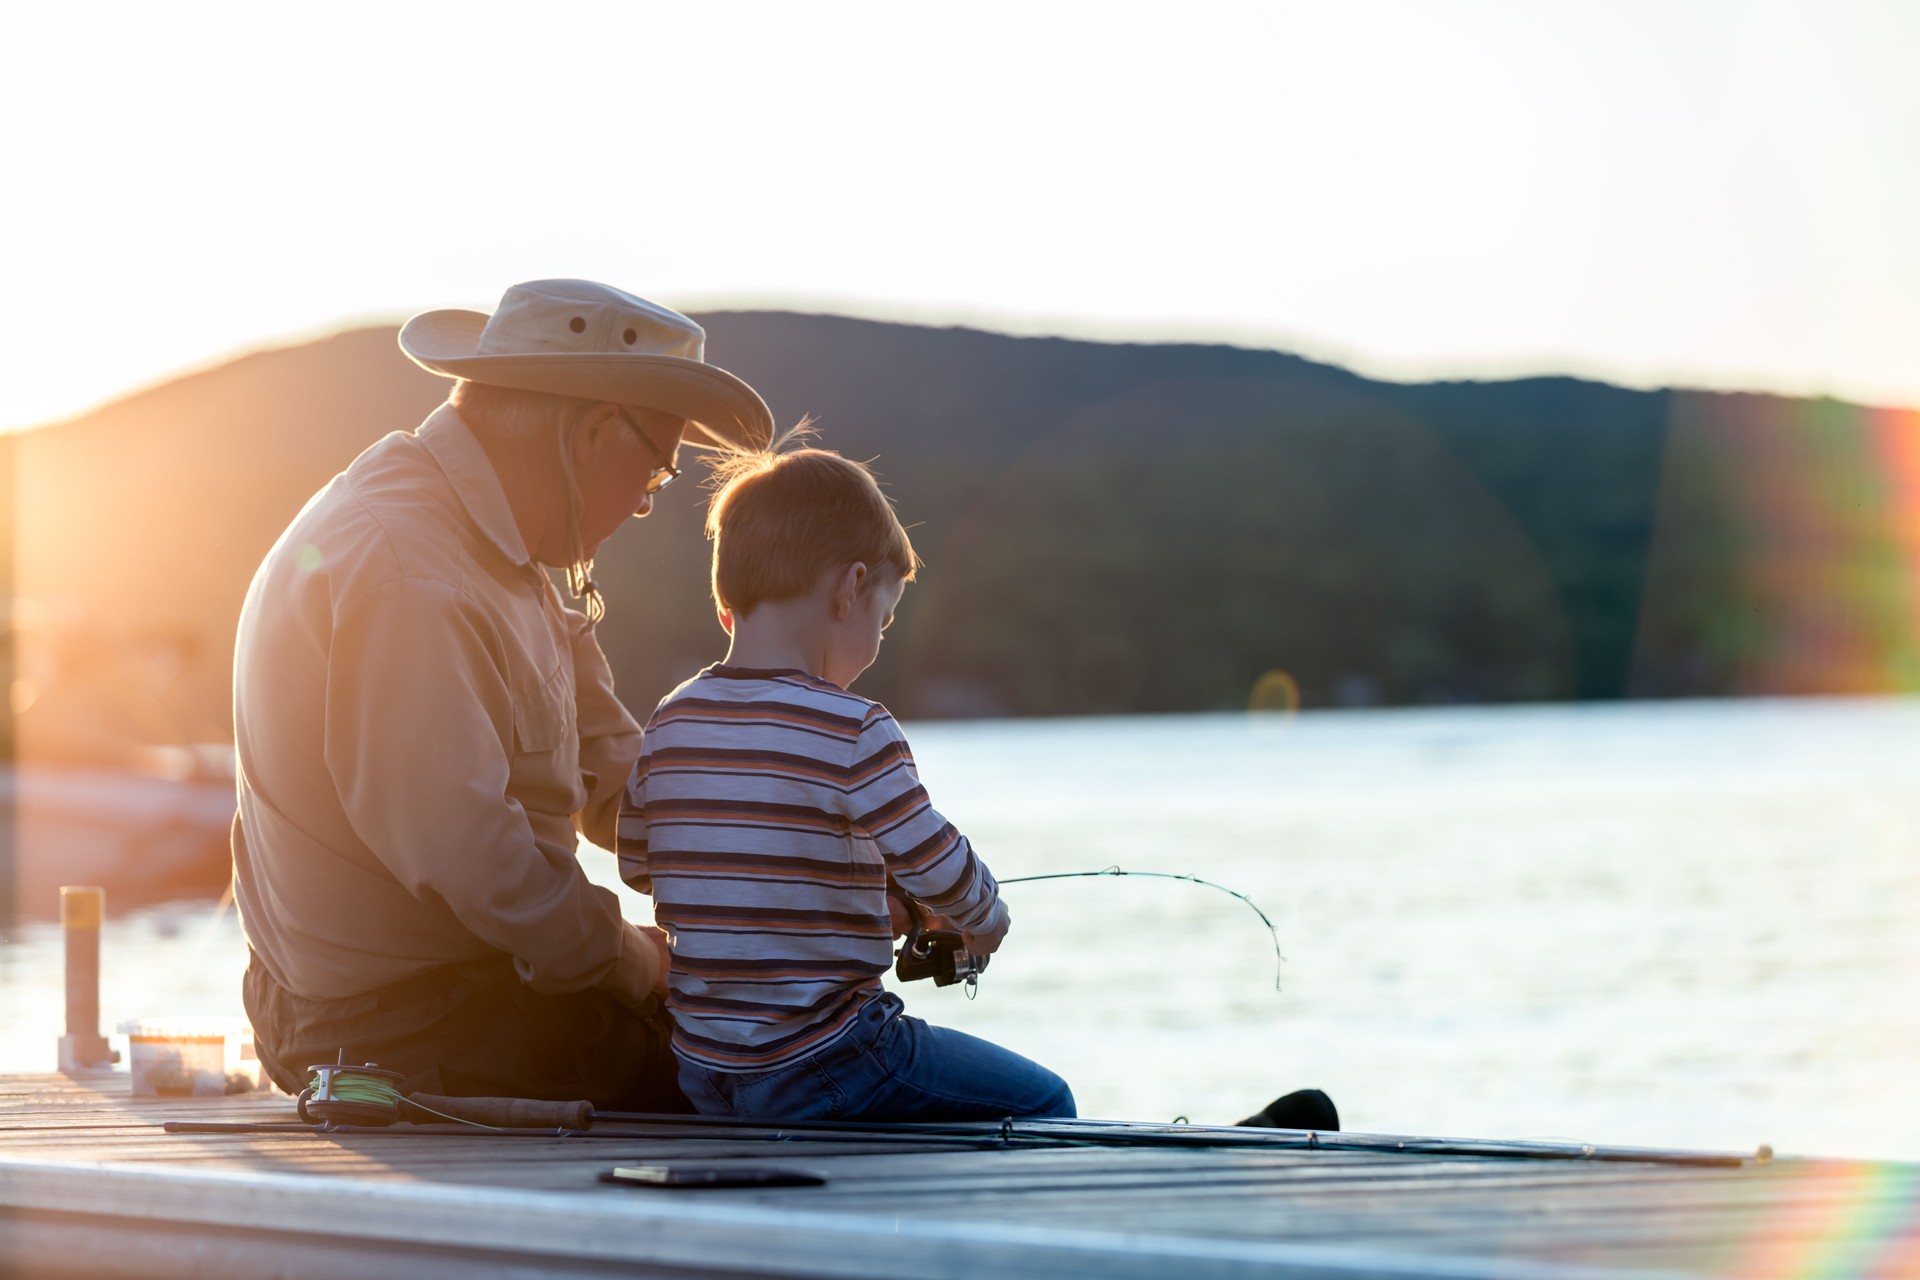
[233,280,771,1108]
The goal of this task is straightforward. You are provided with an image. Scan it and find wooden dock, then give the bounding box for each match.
[2,1072,1916,1279]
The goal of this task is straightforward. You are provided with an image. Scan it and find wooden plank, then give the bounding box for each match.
[0,1156,1666,1280]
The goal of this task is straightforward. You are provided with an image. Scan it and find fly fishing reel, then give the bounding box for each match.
[298,1059,406,1126]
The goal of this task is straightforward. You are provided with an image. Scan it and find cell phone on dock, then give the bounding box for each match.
[600,1164,826,1189]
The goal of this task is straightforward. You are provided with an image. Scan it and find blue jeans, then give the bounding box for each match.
[678,992,1075,1122]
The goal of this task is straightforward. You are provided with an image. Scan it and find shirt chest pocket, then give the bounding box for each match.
[511,660,574,755]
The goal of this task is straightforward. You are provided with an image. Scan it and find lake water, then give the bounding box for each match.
[3,696,1916,1161]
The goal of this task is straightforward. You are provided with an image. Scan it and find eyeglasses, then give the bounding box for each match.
[617,408,682,494]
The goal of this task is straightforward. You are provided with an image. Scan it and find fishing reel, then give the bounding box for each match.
[298,1057,406,1127]
[893,900,987,991]
[894,928,985,987]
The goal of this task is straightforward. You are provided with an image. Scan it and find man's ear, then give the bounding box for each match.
[829,562,869,620]
[572,403,625,465]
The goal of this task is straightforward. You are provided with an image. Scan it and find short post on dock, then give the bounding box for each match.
[56,885,118,1071]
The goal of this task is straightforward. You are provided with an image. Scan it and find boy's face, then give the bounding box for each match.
[824,570,907,689]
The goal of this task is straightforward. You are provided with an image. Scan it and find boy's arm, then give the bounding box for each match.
[850,710,1010,954]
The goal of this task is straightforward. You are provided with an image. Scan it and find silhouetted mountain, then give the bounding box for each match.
[11,313,1917,755]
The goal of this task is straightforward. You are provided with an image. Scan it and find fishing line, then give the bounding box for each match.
[998,866,1286,991]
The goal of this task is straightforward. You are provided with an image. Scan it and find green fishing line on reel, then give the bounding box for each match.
[297,1059,506,1130]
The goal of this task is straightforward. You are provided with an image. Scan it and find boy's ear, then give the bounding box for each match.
[716,605,735,636]
[829,562,869,619]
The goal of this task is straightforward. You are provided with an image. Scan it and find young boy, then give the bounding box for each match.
[617,447,1074,1123]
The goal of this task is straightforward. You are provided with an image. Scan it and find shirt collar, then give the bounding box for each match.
[418,403,533,567]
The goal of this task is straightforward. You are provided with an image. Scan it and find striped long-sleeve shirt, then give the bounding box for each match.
[617,665,1007,1072]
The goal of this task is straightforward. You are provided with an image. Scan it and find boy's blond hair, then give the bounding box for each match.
[705,438,919,616]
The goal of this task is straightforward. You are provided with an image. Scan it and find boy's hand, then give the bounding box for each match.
[960,903,1011,958]
[893,894,1007,959]
[892,894,963,941]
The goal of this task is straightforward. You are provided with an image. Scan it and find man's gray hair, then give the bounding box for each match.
[449,380,608,624]
[450,380,590,440]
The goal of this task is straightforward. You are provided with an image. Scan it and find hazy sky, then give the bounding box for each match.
[3,0,1916,430]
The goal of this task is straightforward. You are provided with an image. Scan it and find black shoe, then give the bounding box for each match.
[1236,1088,1339,1131]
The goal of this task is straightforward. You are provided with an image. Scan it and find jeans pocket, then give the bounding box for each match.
[713,1056,848,1121]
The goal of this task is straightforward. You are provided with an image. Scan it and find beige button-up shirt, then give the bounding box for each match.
[233,404,643,1000]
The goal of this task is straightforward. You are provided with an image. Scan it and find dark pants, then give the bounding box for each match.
[244,951,689,1112]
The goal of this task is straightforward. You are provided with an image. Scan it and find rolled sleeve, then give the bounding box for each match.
[322,578,624,993]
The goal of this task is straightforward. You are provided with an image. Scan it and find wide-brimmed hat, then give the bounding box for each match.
[399,279,772,450]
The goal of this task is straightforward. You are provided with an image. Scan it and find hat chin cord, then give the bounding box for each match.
[555,419,606,626]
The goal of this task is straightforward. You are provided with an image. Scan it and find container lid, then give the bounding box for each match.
[117,1015,252,1039]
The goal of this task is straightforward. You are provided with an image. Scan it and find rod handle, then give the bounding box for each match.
[406,1093,592,1129]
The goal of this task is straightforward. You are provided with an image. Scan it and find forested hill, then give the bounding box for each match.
[12,312,1915,751]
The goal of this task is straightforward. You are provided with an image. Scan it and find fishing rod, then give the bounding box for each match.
[897,865,1287,994]
[159,1108,1755,1168]
[165,1056,1757,1168]
[160,1117,1007,1149]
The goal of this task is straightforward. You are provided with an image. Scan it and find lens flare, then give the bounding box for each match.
[1722,1162,1920,1278]
[1635,397,1920,696]
[1249,668,1301,715]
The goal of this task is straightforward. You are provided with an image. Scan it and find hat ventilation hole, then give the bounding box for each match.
[623,328,638,345]
[569,316,586,333]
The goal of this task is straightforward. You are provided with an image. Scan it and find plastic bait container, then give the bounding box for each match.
[118,1017,267,1096]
